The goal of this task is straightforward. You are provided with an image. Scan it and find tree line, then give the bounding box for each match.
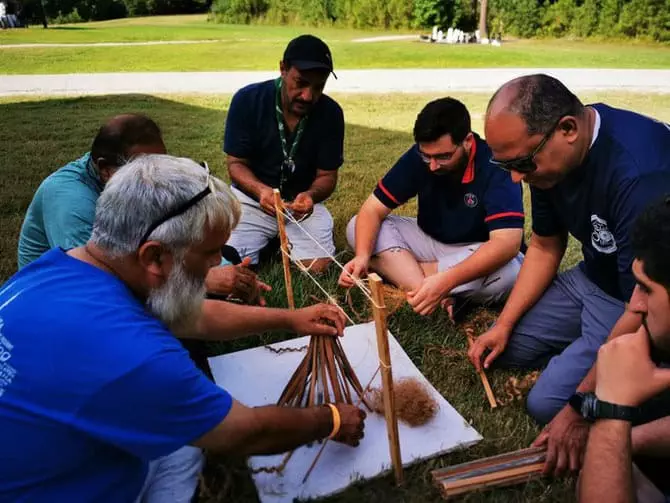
[20,0,209,24]
[211,0,669,42]
[19,0,670,42]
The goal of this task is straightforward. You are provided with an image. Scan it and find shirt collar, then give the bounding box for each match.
[590,108,601,149]
[461,137,477,184]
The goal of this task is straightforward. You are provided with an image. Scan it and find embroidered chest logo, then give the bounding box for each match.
[591,215,617,254]
[464,193,478,208]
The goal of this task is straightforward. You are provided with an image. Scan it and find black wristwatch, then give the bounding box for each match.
[569,392,638,423]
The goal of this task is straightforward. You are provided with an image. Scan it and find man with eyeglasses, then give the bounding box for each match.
[224,34,344,274]
[469,73,670,477]
[0,155,366,502]
[339,97,525,316]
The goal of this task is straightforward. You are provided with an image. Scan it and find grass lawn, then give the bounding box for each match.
[1,15,670,73]
[2,91,670,502]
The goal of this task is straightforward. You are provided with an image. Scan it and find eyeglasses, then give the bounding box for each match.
[138,161,214,247]
[418,147,459,166]
[489,117,564,174]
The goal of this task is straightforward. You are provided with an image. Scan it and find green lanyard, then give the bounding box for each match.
[275,77,307,195]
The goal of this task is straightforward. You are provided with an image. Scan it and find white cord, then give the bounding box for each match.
[281,210,382,310]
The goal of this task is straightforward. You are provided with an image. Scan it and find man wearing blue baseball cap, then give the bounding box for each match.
[223,34,344,273]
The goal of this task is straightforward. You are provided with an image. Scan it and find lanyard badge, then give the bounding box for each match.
[275,78,307,198]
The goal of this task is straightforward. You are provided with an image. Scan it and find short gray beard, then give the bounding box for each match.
[146,259,206,335]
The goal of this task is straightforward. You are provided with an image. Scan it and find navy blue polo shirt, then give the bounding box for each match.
[373,134,525,245]
[223,79,345,201]
[531,103,670,302]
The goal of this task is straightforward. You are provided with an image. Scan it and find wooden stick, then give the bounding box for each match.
[273,189,295,310]
[465,330,497,409]
[302,365,382,484]
[368,273,403,486]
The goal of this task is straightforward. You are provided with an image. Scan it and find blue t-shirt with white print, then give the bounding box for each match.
[531,103,670,301]
[0,249,232,502]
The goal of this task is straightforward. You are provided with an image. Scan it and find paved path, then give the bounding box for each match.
[0,36,417,48]
[1,68,669,97]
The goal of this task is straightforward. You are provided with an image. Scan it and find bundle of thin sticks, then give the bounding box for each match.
[431,447,546,500]
[277,334,374,411]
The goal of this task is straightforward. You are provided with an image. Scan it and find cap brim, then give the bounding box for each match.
[291,60,337,79]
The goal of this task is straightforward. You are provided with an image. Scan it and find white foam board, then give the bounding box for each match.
[208,321,481,503]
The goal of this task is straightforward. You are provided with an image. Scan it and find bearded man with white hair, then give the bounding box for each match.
[0,155,366,503]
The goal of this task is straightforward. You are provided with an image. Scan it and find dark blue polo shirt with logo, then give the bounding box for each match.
[531,103,670,302]
[223,79,345,201]
[373,134,525,245]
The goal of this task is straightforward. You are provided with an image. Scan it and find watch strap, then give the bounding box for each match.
[594,399,638,422]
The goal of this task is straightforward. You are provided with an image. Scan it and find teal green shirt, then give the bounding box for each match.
[18,153,103,269]
[17,152,233,270]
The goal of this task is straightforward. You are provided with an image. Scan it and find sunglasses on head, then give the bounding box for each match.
[138,160,213,247]
[489,116,564,174]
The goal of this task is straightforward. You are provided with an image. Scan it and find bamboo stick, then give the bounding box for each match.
[368,273,403,486]
[302,365,382,484]
[273,189,295,310]
[465,329,498,409]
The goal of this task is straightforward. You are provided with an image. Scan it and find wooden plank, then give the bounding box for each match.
[273,189,295,310]
[368,273,403,486]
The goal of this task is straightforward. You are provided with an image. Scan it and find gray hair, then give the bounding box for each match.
[487,73,584,135]
[90,154,240,257]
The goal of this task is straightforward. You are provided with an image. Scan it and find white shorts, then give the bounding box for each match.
[347,215,523,304]
[135,445,203,503]
[227,186,336,264]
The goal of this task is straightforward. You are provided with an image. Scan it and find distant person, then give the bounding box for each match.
[468,74,670,476]
[223,34,344,273]
[0,154,365,503]
[339,97,524,316]
[0,2,8,29]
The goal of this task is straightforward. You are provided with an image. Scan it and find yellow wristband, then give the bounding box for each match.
[326,403,341,440]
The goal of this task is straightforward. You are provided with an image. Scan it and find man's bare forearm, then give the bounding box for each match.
[355,208,384,260]
[576,310,644,393]
[228,160,270,199]
[581,420,634,503]
[496,233,566,329]
[239,405,332,455]
[195,401,333,456]
[304,171,337,203]
[191,300,292,341]
[633,416,670,457]
[444,234,521,291]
